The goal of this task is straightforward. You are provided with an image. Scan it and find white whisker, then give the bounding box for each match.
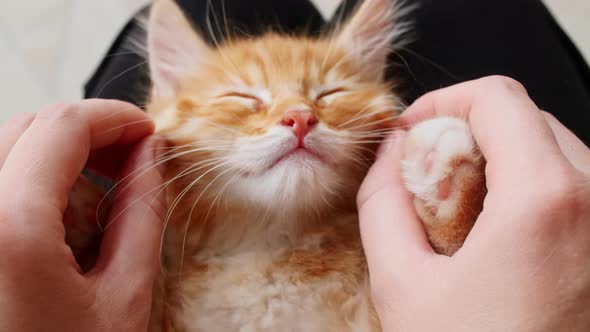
[103,157,227,231]
[178,164,237,279]
[96,145,232,230]
[346,117,398,131]
[93,61,147,99]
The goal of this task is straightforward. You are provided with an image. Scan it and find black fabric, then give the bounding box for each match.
[84,0,325,106]
[333,0,590,144]
[85,0,590,144]
[84,7,150,106]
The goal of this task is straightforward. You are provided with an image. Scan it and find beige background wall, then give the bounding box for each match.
[0,0,587,121]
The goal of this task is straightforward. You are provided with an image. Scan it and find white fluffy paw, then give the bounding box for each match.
[402,117,484,227]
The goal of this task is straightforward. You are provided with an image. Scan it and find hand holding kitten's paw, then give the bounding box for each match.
[359,77,590,332]
[402,117,485,255]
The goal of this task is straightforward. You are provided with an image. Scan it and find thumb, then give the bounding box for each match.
[357,131,434,281]
[93,136,167,283]
[543,112,590,176]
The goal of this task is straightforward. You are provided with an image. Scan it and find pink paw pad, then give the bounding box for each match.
[437,177,452,200]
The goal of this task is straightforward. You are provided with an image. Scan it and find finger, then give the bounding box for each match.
[93,136,166,284]
[543,112,590,175]
[399,76,566,189]
[0,100,153,219]
[398,76,532,126]
[0,113,35,168]
[358,131,434,281]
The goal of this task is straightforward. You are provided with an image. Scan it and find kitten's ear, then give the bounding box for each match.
[148,0,210,97]
[334,0,409,80]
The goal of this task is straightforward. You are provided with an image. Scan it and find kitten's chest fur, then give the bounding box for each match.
[153,211,379,332]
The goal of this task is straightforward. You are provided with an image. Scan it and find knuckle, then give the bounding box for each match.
[4,112,36,129]
[126,286,150,309]
[36,102,84,124]
[370,285,392,311]
[541,111,556,121]
[529,166,580,216]
[356,184,372,209]
[481,75,528,95]
[120,188,166,225]
[104,279,152,324]
[0,201,54,259]
[541,111,561,128]
[368,272,403,310]
[0,223,36,263]
[543,178,579,211]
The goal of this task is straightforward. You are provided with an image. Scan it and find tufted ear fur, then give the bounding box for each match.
[334,0,410,81]
[148,0,211,97]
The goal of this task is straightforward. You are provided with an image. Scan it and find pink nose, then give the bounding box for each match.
[281,109,318,141]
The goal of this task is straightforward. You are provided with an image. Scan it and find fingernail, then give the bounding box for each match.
[151,136,168,175]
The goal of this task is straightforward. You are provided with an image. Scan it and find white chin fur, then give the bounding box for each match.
[230,158,337,211]
[225,125,349,212]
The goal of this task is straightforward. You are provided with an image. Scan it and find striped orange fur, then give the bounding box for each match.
[145,0,404,330]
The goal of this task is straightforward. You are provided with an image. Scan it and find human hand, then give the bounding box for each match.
[358,76,590,331]
[0,100,166,331]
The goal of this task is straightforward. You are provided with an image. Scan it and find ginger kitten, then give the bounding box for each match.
[68,0,486,330]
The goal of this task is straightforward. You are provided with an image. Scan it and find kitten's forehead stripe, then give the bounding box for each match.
[245,63,262,85]
[257,89,273,105]
[254,54,270,87]
[219,36,348,91]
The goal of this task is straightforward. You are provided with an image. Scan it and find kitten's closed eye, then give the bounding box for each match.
[315,88,348,105]
[219,92,262,102]
[217,88,349,110]
[218,92,263,110]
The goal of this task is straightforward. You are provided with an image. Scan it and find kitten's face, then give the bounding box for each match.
[148,0,403,213]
